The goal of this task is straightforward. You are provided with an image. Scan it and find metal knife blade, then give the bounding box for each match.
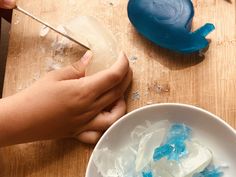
[15,6,90,50]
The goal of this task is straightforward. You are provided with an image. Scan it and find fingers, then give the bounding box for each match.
[48,51,92,81]
[0,0,16,9]
[76,131,102,144]
[92,69,132,111]
[83,52,130,98]
[75,99,126,144]
[84,98,126,131]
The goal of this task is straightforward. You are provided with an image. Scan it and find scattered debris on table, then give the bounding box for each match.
[129,56,138,64]
[101,0,120,6]
[132,91,141,101]
[148,82,170,94]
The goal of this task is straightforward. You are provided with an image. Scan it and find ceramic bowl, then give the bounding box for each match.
[86,103,236,177]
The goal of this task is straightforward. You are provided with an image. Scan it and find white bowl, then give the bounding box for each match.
[86,103,236,177]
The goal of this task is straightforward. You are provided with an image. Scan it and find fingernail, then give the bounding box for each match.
[3,0,15,7]
[81,50,93,64]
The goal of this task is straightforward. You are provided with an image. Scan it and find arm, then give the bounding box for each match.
[0,51,132,147]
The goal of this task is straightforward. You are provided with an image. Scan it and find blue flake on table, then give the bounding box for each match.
[193,166,224,177]
[142,170,153,177]
[153,123,192,161]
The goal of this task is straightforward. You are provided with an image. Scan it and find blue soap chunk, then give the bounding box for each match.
[142,171,153,177]
[193,166,224,177]
[127,0,215,53]
[153,123,192,161]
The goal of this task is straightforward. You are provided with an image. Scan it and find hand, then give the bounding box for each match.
[0,51,132,146]
[0,0,16,23]
[0,0,16,9]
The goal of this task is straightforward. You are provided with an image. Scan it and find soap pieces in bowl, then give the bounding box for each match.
[127,0,215,53]
[152,141,213,177]
[92,121,224,177]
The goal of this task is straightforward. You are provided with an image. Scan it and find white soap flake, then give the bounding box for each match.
[40,26,50,37]
[56,25,67,35]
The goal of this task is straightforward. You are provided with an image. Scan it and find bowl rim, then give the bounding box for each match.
[85,103,236,176]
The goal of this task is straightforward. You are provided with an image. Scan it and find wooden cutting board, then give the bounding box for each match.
[0,0,235,176]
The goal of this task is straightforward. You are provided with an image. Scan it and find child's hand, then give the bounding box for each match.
[0,51,132,146]
[0,0,16,9]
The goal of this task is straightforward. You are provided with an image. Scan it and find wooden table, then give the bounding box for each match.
[1,0,235,176]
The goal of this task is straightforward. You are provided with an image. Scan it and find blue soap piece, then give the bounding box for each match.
[153,123,192,161]
[193,166,224,177]
[142,171,153,177]
[127,0,215,53]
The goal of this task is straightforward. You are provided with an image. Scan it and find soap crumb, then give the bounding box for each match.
[14,16,20,25]
[40,26,50,37]
[132,91,140,101]
[148,82,170,94]
[129,56,138,64]
[156,85,169,94]
[101,0,120,6]
[56,25,67,35]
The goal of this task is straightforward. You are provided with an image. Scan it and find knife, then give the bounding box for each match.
[15,6,90,50]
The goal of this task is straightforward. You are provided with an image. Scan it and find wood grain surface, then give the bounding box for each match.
[0,0,236,176]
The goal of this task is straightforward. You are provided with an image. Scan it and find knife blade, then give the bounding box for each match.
[15,6,90,50]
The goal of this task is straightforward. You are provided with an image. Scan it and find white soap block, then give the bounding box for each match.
[93,146,137,177]
[152,141,213,177]
[131,120,170,147]
[136,128,166,172]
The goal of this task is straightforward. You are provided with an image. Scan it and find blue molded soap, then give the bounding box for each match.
[127,0,215,53]
[153,123,191,161]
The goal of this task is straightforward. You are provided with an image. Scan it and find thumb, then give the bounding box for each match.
[0,0,16,9]
[49,50,93,81]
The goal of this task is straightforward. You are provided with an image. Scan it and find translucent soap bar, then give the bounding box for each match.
[128,0,215,53]
[64,16,120,75]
